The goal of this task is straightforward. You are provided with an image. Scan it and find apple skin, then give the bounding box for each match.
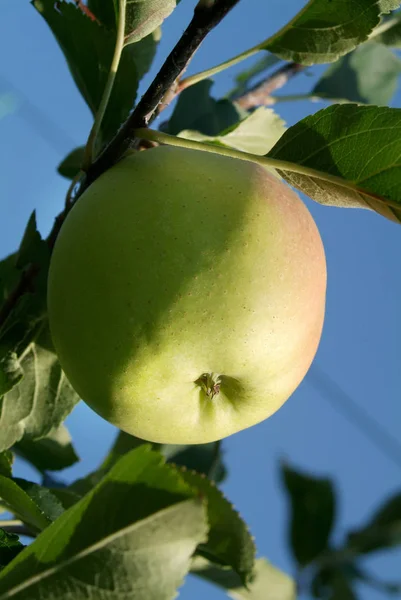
[48,146,326,444]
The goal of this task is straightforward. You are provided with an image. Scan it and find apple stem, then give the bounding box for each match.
[195,373,221,399]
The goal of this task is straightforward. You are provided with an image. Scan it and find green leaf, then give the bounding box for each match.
[192,557,296,600]
[0,475,52,532]
[179,469,255,585]
[103,431,227,483]
[12,479,64,523]
[260,0,401,65]
[0,216,49,390]
[312,568,358,600]
[281,463,336,566]
[117,0,177,45]
[32,0,139,145]
[346,491,401,553]
[87,0,116,28]
[375,11,401,47]
[313,42,401,106]
[163,80,243,136]
[0,326,79,452]
[267,104,401,224]
[0,254,19,302]
[127,29,161,82]
[0,453,13,479]
[166,442,227,483]
[0,530,24,573]
[227,55,281,99]
[88,0,161,81]
[15,212,49,272]
[14,425,79,473]
[0,249,48,367]
[57,147,85,180]
[0,353,23,397]
[179,107,286,177]
[0,446,208,600]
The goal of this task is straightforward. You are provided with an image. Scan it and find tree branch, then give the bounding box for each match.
[235,62,305,110]
[0,521,36,537]
[84,0,241,188]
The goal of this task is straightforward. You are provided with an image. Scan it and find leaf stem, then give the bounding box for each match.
[0,520,23,528]
[0,520,35,537]
[83,0,241,188]
[82,0,126,171]
[133,127,401,212]
[179,43,261,91]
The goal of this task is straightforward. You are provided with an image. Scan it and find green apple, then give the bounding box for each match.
[48,146,326,444]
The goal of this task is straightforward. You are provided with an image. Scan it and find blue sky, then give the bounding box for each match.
[0,1,400,598]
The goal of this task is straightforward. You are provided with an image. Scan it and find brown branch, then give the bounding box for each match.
[84,0,242,189]
[235,62,305,110]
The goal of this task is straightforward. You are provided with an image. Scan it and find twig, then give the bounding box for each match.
[0,520,36,537]
[84,0,241,188]
[234,62,305,110]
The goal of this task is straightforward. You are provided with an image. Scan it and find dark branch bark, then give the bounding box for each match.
[235,62,305,110]
[84,0,241,188]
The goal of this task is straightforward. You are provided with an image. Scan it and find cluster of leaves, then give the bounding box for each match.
[0,438,296,600]
[1,0,401,597]
[282,463,401,599]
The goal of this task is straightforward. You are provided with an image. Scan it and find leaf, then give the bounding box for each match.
[179,107,286,166]
[192,557,296,600]
[127,29,162,82]
[0,530,24,573]
[312,568,357,600]
[0,453,13,479]
[0,251,48,367]
[14,425,79,473]
[12,479,64,523]
[0,254,19,302]
[267,104,401,224]
[57,147,85,180]
[0,326,79,452]
[313,42,401,106]
[0,446,208,600]
[89,0,161,81]
[0,353,23,397]
[227,54,281,99]
[117,0,177,45]
[346,491,401,554]
[281,463,336,566]
[15,212,49,272]
[33,0,139,145]
[0,476,52,532]
[260,0,401,65]
[102,430,227,483]
[179,469,255,585]
[163,80,243,136]
[166,442,227,484]
[375,11,401,47]
[0,217,49,388]
[87,0,116,28]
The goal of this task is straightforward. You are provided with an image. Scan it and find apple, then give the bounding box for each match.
[48,145,326,444]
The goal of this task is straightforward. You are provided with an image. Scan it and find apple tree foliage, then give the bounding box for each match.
[0,0,401,598]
